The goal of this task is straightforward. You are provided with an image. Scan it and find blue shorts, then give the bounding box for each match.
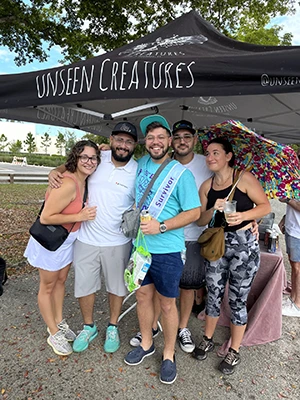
[285,232,300,262]
[142,252,183,298]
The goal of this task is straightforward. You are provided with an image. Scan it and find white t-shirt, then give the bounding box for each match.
[183,153,213,241]
[285,202,300,239]
[78,151,137,246]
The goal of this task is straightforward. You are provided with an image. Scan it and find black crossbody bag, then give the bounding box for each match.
[29,182,88,251]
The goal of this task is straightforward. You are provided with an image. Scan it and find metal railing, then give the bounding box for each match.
[0,172,49,184]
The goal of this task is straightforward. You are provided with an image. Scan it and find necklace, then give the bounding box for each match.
[214,174,232,187]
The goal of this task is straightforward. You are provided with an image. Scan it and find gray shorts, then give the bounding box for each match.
[73,240,132,298]
[179,241,206,290]
[285,232,300,262]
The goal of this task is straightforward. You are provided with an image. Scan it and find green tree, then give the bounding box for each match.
[64,130,77,155]
[0,133,8,151]
[81,133,109,145]
[41,132,52,154]
[234,13,292,45]
[55,132,66,155]
[9,139,23,153]
[0,0,296,66]
[24,131,37,154]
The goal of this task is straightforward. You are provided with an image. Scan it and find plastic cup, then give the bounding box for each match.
[224,200,237,222]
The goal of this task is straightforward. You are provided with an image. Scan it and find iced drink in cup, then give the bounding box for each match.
[224,200,237,223]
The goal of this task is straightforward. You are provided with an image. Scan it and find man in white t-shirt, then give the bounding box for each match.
[279,195,300,317]
[49,122,138,354]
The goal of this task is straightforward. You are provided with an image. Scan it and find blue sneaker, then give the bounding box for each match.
[103,325,120,353]
[124,343,155,365]
[73,324,98,353]
[160,355,177,384]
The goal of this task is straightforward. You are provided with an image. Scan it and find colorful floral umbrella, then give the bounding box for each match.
[198,120,300,199]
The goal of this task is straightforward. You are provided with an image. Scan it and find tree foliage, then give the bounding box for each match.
[0,133,8,151]
[41,132,52,154]
[9,139,23,153]
[55,132,66,155]
[24,132,37,153]
[0,0,296,66]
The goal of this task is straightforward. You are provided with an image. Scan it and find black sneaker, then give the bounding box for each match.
[218,347,241,375]
[192,335,215,361]
[192,300,206,315]
[178,327,195,353]
[129,321,162,347]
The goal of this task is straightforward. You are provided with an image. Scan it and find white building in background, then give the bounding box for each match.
[0,121,63,155]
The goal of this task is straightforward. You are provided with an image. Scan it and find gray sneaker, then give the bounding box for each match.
[57,319,77,342]
[47,330,73,356]
[47,319,76,342]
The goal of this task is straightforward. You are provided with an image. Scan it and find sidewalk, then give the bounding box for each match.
[1,268,300,400]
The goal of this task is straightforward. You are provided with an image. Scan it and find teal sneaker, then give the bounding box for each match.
[73,324,98,353]
[103,325,120,353]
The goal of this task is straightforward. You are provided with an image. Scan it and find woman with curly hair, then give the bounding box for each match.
[24,140,100,356]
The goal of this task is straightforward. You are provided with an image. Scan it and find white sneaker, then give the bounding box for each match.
[282,296,292,307]
[47,330,73,356]
[178,327,195,353]
[282,301,300,317]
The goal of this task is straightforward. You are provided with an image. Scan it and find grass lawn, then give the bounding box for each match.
[0,184,47,274]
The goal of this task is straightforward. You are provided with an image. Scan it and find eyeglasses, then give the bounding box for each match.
[145,135,169,142]
[79,155,98,163]
[173,134,194,143]
[113,136,135,146]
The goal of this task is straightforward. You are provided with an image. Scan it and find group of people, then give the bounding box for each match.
[25,114,272,384]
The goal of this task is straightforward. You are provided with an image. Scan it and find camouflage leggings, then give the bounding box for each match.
[205,228,260,326]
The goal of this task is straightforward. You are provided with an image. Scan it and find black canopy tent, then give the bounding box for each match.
[0,11,300,143]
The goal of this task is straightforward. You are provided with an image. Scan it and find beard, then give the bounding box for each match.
[146,146,169,160]
[111,146,134,163]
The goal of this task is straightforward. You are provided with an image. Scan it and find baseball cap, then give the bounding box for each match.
[140,115,171,136]
[172,120,196,135]
[111,122,138,141]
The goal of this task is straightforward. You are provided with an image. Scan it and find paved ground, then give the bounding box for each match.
[1,202,300,400]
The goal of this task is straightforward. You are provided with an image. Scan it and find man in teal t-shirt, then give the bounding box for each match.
[124,115,200,385]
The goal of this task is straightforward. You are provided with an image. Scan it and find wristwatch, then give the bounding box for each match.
[159,222,167,233]
[286,198,291,204]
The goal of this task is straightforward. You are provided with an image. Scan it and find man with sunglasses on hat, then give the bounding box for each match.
[48,122,138,354]
[124,115,201,384]
[129,120,212,355]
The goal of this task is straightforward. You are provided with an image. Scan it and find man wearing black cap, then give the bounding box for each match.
[48,121,138,355]
[171,120,212,353]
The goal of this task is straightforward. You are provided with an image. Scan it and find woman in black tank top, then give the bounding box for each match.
[192,138,270,375]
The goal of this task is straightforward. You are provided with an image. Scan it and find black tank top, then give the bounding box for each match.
[207,177,254,232]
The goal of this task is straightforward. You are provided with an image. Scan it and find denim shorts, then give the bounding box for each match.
[142,252,183,298]
[285,232,300,262]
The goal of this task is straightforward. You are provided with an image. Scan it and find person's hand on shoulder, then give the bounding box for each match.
[99,143,111,151]
[48,170,64,189]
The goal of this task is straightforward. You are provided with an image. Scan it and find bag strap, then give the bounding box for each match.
[37,178,89,232]
[227,170,244,201]
[137,157,172,209]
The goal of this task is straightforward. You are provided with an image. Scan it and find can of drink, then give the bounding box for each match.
[264,229,272,247]
[268,232,277,253]
[140,209,152,222]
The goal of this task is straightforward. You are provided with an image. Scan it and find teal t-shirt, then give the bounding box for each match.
[136,155,201,253]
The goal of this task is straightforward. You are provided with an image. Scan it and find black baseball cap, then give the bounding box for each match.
[112,122,138,141]
[172,120,196,135]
